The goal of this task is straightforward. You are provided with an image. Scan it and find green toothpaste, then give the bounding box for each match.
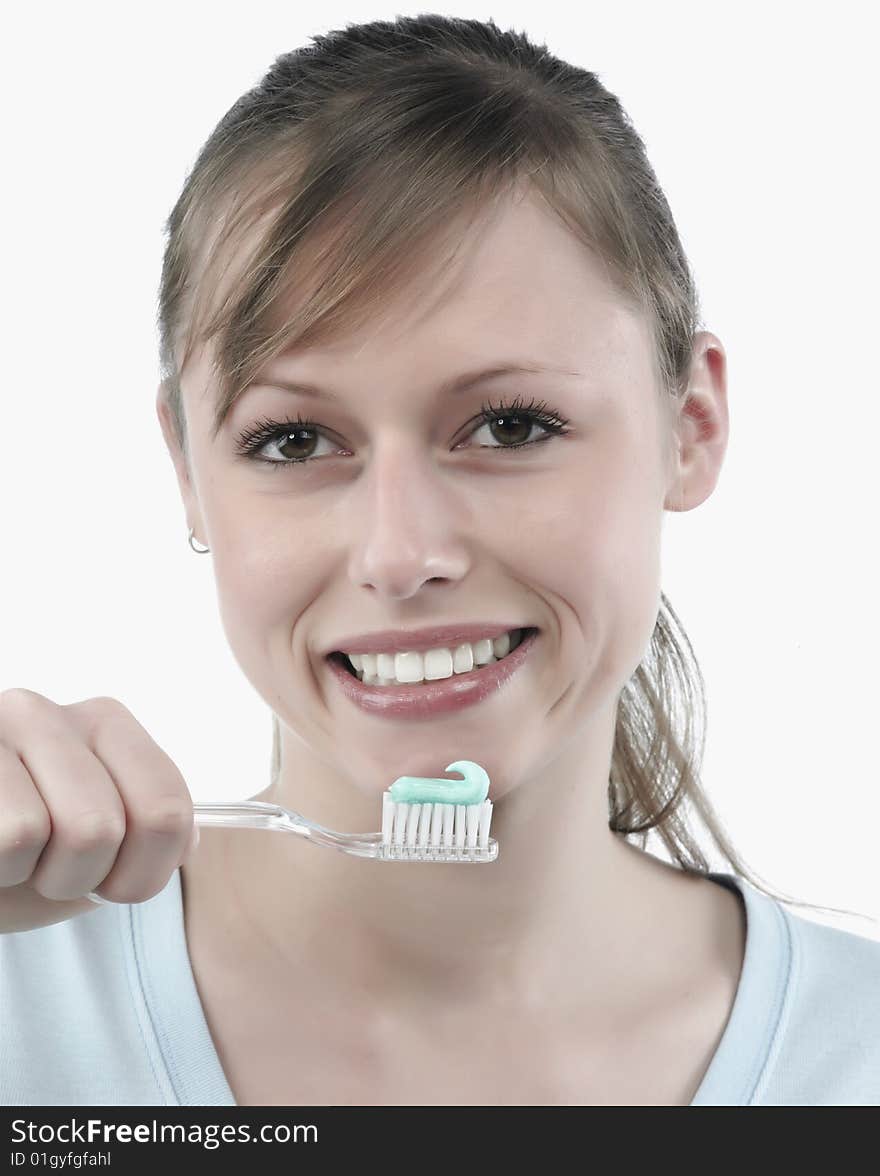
[389,760,490,806]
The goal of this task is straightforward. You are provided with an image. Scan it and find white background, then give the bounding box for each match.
[2,1,877,937]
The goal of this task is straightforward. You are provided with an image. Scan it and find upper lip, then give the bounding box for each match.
[325,623,535,656]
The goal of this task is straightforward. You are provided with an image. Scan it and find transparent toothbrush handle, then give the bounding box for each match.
[189,799,383,857]
[191,799,310,832]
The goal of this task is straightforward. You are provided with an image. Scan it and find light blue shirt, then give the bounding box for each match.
[1,869,878,1105]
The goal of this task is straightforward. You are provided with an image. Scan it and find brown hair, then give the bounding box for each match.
[156,13,864,923]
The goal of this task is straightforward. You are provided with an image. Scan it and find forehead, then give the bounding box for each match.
[301,189,633,350]
[187,185,650,411]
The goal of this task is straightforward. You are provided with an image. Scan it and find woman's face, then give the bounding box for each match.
[159,187,688,807]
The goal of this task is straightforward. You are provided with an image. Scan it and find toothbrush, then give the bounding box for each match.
[87,760,496,901]
[380,760,495,862]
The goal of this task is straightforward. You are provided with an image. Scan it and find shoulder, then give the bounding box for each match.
[764,905,880,1105]
[787,906,880,1009]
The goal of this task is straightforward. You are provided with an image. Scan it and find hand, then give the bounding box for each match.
[0,689,198,934]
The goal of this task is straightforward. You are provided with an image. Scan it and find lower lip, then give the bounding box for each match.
[325,629,540,719]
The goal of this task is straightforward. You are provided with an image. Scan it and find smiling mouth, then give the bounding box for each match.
[327,628,539,680]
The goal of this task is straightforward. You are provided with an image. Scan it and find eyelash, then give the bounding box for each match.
[233,395,572,472]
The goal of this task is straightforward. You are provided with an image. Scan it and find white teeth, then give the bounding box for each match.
[451,642,476,675]
[348,629,524,686]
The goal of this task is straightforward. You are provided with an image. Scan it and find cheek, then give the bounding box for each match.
[210,531,317,677]
[527,467,663,683]
[524,455,661,583]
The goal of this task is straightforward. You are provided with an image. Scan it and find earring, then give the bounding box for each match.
[188,527,210,554]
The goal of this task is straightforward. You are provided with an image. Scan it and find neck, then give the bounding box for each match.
[191,709,705,1018]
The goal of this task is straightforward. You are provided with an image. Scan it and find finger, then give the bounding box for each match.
[1,692,127,901]
[0,744,52,887]
[67,698,194,904]
[86,819,198,906]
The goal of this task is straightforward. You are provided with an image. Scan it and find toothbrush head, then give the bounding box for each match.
[378,760,498,862]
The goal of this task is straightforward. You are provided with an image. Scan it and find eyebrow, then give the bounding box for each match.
[243,361,584,405]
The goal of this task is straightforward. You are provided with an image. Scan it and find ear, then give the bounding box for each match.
[663,331,729,514]
[155,382,208,544]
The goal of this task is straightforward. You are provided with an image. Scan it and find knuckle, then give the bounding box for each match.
[89,696,129,715]
[137,796,193,838]
[0,811,51,856]
[0,687,45,713]
[78,696,130,722]
[66,808,126,851]
[64,696,131,747]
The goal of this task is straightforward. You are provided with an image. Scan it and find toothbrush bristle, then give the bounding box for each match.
[379,792,497,862]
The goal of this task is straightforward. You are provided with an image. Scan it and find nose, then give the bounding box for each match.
[345,439,472,599]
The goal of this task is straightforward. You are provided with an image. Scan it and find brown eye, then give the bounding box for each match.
[273,426,321,462]
[234,397,571,471]
[234,415,340,467]
[459,396,571,454]
[477,411,537,447]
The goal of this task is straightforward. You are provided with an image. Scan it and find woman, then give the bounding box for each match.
[2,14,878,1107]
